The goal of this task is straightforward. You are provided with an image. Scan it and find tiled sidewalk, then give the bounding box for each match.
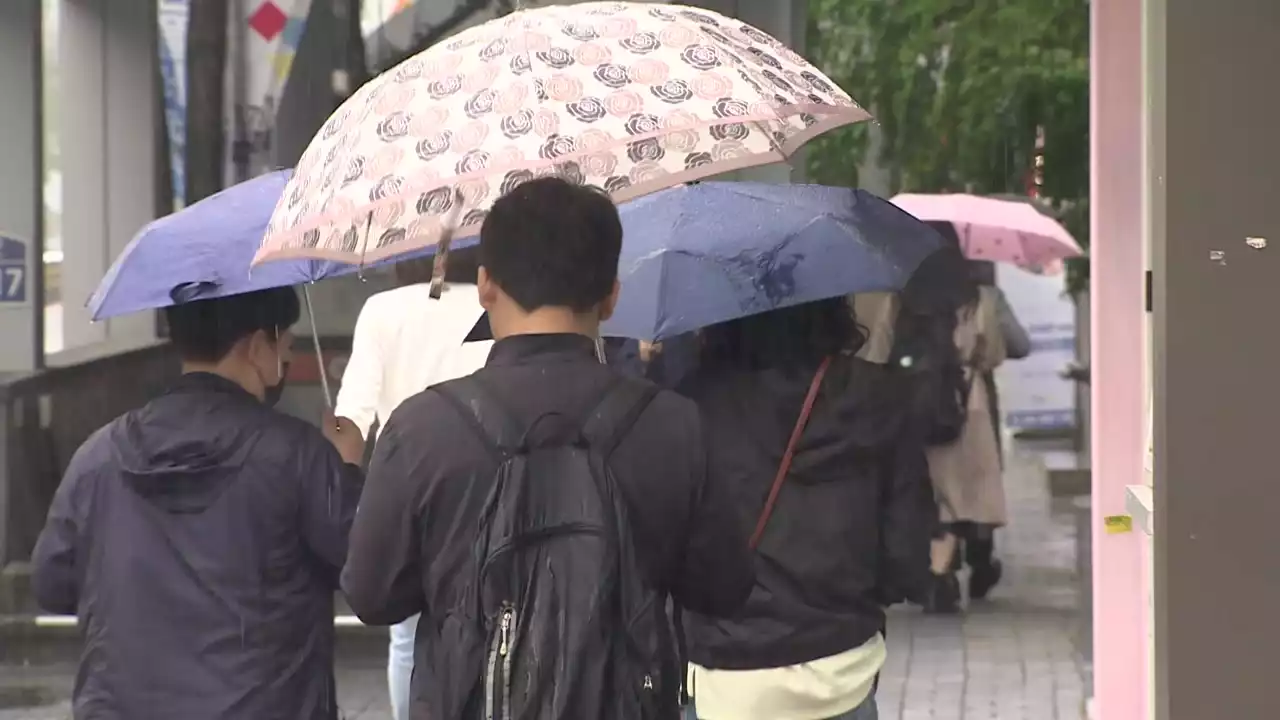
[0,445,1086,720]
[876,442,1088,720]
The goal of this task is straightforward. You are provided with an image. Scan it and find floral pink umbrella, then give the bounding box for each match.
[890,193,1083,274]
[253,1,870,273]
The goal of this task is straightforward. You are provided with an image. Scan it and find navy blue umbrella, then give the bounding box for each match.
[602,182,947,342]
[87,169,467,321]
[87,169,467,406]
[90,170,324,320]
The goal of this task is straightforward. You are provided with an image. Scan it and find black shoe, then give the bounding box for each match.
[921,572,961,614]
[968,559,1004,601]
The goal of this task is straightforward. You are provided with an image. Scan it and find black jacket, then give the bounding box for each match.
[30,372,364,720]
[678,354,934,670]
[341,334,755,718]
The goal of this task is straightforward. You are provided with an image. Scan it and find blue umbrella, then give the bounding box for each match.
[601,182,947,342]
[89,170,338,320]
[87,169,468,321]
[89,169,461,407]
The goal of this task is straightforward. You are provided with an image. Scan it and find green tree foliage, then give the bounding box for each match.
[806,0,1090,285]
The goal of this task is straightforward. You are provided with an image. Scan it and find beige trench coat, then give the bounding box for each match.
[926,286,1008,526]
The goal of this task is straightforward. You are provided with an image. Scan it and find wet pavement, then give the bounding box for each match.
[877,442,1087,720]
[0,442,1086,720]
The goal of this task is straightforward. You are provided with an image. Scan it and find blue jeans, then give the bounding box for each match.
[388,614,418,720]
[683,694,878,720]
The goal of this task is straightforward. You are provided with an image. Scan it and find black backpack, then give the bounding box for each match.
[892,312,972,446]
[925,359,973,446]
[426,375,670,720]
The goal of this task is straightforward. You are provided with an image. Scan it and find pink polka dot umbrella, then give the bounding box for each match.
[252,2,871,275]
[890,193,1083,275]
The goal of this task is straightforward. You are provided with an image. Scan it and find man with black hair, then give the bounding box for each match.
[342,177,754,719]
[31,287,365,720]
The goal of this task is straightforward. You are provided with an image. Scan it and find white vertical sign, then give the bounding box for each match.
[226,0,314,184]
[157,0,189,209]
[994,264,1077,431]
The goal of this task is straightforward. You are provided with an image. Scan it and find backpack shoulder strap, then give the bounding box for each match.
[432,376,521,458]
[580,377,659,458]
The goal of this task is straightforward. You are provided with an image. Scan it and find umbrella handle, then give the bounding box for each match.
[430,229,452,300]
[303,284,334,409]
[429,189,466,300]
[357,212,373,280]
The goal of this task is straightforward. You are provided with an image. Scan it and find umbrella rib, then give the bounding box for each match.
[715,46,787,159]
[303,284,333,409]
[357,211,373,278]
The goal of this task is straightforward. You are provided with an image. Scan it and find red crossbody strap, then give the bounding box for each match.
[748,355,833,550]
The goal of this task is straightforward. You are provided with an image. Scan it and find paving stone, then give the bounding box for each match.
[878,442,1088,720]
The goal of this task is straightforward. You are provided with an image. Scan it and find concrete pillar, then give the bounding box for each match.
[1153,0,1280,717]
[1137,0,1163,713]
[58,0,159,354]
[1089,0,1148,717]
[0,0,45,372]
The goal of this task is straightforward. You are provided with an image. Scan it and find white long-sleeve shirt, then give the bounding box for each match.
[335,282,492,440]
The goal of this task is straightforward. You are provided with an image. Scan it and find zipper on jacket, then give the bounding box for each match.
[640,673,656,718]
[501,606,515,720]
[485,603,515,720]
[499,607,512,657]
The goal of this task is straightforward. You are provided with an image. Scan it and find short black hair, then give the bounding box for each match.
[968,259,996,286]
[479,177,622,313]
[900,244,978,316]
[701,297,865,374]
[165,287,301,363]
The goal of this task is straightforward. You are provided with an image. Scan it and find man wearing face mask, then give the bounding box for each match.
[31,287,365,720]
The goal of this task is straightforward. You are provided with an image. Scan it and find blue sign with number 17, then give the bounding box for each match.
[0,236,28,303]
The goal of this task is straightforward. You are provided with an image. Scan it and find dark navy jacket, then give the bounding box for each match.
[31,372,363,720]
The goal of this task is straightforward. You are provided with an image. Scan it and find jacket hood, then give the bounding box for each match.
[112,373,265,513]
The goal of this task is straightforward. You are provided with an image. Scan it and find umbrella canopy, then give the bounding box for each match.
[87,170,448,321]
[601,182,946,341]
[890,192,1082,272]
[254,1,869,268]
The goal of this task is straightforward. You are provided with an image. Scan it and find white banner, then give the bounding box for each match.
[225,0,314,184]
[994,265,1077,431]
[157,0,189,208]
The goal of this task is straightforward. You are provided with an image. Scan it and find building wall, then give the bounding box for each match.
[57,0,160,356]
[1153,0,1280,716]
[0,0,44,373]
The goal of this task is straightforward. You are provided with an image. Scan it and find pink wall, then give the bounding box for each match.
[1089,0,1149,718]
